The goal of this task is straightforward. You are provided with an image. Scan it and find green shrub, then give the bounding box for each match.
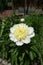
[0,14,43,65]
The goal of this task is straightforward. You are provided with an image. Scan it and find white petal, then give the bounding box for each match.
[28,27,34,35]
[22,37,31,44]
[9,33,17,42]
[10,27,15,33]
[29,32,35,38]
[10,25,17,33]
[16,41,24,46]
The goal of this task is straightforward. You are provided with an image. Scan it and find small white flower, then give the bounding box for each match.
[20,18,25,22]
[9,23,35,46]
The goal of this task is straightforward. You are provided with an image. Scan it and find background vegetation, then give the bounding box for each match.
[0,0,43,13]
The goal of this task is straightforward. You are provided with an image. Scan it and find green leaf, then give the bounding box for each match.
[41,58,43,65]
[24,60,30,65]
[10,49,18,65]
[19,53,25,65]
[19,53,25,61]
[1,44,7,59]
[29,51,34,60]
[0,22,5,37]
[31,46,42,58]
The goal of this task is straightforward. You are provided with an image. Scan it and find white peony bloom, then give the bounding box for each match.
[20,18,25,22]
[9,23,35,46]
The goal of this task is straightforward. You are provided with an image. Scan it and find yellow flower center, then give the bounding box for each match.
[14,26,28,40]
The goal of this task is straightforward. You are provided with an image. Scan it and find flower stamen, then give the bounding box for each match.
[14,26,28,40]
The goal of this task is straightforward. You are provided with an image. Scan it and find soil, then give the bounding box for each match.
[0,10,13,17]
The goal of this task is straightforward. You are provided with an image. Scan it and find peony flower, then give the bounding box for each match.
[9,23,35,46]
[20,18,25,22]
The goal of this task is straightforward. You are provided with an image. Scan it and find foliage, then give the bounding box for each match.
[0,0,12,12]
[0,14,43,65]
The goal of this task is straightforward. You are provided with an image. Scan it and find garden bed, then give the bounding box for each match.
[0,14,43,65]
